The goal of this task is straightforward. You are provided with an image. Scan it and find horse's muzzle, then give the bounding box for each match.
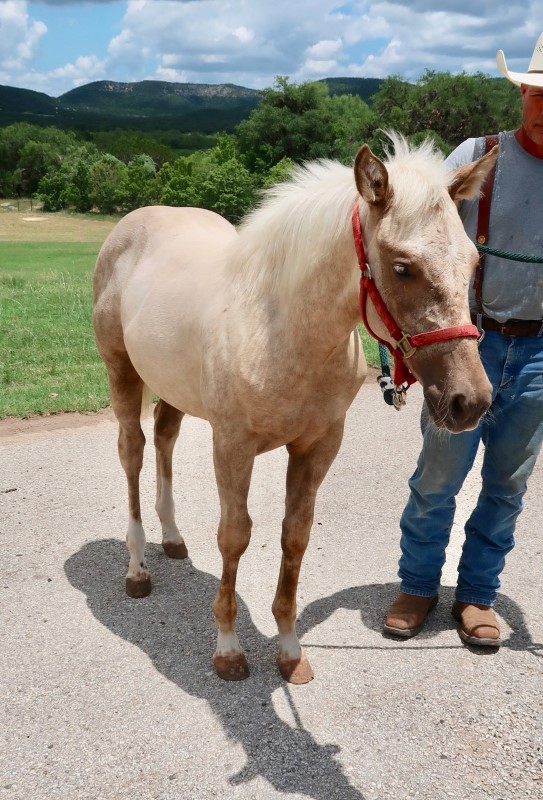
[424,381,492,433]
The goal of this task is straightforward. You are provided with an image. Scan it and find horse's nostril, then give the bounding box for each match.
[451,393,469,420]
[450,390,490,429]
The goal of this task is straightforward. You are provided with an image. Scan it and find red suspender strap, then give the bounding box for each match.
[474,134,498,308]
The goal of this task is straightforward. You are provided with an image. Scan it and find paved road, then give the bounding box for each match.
[2,377,542,800]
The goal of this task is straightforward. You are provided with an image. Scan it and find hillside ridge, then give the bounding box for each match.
[0,76,383,132]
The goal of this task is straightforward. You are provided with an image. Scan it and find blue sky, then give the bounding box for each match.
[1,0,542,98]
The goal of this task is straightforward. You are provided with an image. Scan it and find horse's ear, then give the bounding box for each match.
[448,144,499,202]
[354,144,391,207]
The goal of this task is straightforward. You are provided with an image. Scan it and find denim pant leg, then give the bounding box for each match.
[456,332,543,606]
[398,406,482,598]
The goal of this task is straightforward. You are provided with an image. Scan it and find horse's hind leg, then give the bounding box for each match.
[273,416,346,684]
[153,399,188,559]
[211,430,256,681]
[106,356,150,598]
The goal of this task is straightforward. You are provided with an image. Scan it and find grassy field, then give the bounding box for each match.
[0,209,380,419]
[0,210,117,418]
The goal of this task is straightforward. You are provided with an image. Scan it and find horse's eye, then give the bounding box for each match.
[393,262,411,278]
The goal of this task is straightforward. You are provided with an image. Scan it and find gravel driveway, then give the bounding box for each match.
[2,377,542,800]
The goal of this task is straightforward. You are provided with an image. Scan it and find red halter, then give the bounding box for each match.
[352,201,480,388]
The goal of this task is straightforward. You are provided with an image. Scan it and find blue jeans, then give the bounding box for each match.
[398,330,543,606]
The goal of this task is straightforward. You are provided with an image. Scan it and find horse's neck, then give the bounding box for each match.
[274,234,361,357]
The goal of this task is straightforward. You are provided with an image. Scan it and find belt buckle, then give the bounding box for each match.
[500,322,509,336]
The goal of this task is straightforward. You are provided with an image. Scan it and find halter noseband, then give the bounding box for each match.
[352,200,480,389]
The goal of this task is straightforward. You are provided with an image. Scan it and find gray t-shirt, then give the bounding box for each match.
[445,130,543,322]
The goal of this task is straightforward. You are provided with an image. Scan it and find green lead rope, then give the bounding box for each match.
[475,244,543,263]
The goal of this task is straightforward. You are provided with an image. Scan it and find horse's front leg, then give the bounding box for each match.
[273,417,346,684]
[211,430,256,681]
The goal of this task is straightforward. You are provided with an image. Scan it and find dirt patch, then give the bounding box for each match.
[0,210,118,243]
[0,407,117,444]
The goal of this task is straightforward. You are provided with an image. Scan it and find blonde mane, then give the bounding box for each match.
[228,133,452,302]
[381,131,452,232]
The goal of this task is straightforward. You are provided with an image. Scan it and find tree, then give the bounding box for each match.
[198,157,257,222]
[117,154,160,212]
[260,157,295,188]
[235,76,374,172]
[159,137,257,222]
[371,75,412,135]
[37,144,99,212]
[0,123,80,197]
[91,130,174,167]
[89,154,126,213]
[372,71,522,148]
[159,157,200,208]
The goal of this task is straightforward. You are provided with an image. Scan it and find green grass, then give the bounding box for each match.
[0,242,110,418]
[0,240,381,418]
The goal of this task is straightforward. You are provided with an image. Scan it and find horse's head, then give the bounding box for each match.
[354,135,498,433]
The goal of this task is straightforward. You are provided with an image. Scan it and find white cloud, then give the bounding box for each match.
[0,1,47,71]
[49,54,107,82]
[2,0,543,96]
[304,59,338,75]
[306,39,342,60]
[232,26,253,45]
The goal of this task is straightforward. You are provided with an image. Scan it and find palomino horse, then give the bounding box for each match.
[93,134,497,684]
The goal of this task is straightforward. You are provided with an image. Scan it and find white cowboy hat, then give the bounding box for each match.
[496,32,543,87]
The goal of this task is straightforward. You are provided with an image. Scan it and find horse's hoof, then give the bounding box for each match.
[162,540,188,559]
[214,653,250,681]
[277,653,314,684]
[125,575,152,598]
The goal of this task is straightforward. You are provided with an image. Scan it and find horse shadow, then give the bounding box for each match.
[64,539,367,800]
[64,540,541,800]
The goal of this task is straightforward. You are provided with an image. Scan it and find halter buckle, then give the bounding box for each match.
[475,312,485,344]
[396,333,416,359]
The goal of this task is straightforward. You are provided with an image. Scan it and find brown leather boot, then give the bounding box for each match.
[452,601,501,647]
[383,592,438,638]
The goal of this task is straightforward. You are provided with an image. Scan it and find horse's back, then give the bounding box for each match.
[94,205,236,293]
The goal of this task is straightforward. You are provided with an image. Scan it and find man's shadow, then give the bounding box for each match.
[65,539,367,800]
[297,581,543,656]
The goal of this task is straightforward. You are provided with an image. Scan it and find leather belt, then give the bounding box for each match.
[471,313,543,337]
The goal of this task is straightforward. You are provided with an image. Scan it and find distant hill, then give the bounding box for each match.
[0,77,384,133]
[321,77,383,104]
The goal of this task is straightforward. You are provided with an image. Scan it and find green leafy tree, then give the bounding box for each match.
[16,140,60,196]
[0,123,80,197]
[89,154,126,214]
[37,144,98,212]
[235,76,374,172]
[91,131,174,167]
[160,138,256,222]
[260,157,295,188]
[159,157,201,208]
[372,71,522,148]
[117,154,160,212]
[198,157,257,222]
[36,171,66,212]
[59,145,98,212]
[371,75,413,135]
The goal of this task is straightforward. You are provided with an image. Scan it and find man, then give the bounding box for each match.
[383,33,543,647]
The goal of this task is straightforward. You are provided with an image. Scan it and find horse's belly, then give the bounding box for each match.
[126,333,208,419]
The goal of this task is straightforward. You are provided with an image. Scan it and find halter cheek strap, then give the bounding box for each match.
[352,201,480,388]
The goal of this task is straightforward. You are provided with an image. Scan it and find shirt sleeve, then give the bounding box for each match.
[444,138,478,170]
